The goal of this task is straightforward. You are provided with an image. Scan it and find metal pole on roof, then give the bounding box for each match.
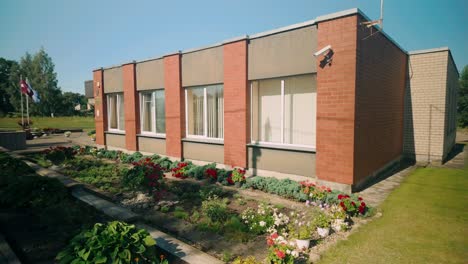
[380,0,384,30]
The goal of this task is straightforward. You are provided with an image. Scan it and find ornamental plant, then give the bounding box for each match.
[171,161,190,179]
[300,181,331,203]
[337,194,367,216]
[43,146,76,165]
[287,211,315,240]
[266,233,298,264]
[201,195,229,223]
[241,203,275,235]
[205,167,218,181]
[56,221,168,264]
[122,158,165,197]
[231,168,246,183]
[314,212,331,228]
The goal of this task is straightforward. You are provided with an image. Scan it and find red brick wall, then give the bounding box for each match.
[93,69,106,145]
[316,15,358,185]
[164,54,184,158]
[353,16,407,184]
[223,40,249,167]
[122,63,139,151]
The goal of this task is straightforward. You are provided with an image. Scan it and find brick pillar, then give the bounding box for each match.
[93,69,106,146]
[122,62,139,151]
[223,39,249,167]
[316,15,358,185]
[164,53,184,158]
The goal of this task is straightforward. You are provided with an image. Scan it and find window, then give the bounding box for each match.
[185,84,223,139]
[140,90,166,135]
[251,74,316,147]
[107,93,125,131]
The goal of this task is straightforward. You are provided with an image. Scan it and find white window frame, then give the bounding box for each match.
[250,78,316,149]
[139,90,166,137]
[185,85,224,140]
[107,93,125,132]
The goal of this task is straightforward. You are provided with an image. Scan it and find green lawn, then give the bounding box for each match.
[0,116,95,130]
[318,164,468,264]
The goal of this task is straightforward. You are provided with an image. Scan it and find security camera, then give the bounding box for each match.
[314,45,332,57]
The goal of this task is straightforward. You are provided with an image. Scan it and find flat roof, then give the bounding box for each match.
[95,7,407,71]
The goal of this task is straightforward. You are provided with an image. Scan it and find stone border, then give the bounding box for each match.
[0,233,21,264]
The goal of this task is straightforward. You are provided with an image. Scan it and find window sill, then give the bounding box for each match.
[182,137,224,145]
[137,133,166,139]
[105,130,126,135]
[247,142,316,153]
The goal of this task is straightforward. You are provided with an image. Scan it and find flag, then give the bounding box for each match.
[20,79,30,95]
[26,79,40,103]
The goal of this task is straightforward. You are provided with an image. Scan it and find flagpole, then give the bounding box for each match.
[20,75,24,127]
[26,85,30,126]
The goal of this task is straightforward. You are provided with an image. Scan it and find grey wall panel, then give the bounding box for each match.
[248,146,316,177]
[136,59,164,91]
[182,46,223,87]
[137,136,166,155]
[183,141,224,163]
[104,67,123,93]
[248,26,317,80]
[106,133,126,149]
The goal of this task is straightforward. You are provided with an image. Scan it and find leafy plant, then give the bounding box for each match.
[314,212,331,228]
[266,233,298,264]
[231,168,246,183]
[287,211,316,239]
[171,161,191,179]
[0,175,68,209]
[122,158,165,197]
[199,185,226,200]
[243,176,307,201]
[201,195,229,223]
[56,221,167,264]
[240,203,275,235]
[43,146,75,165]
[173,206,189,220]
[232,256,263,264]
[338,194,368,216]
[120,152,144,164]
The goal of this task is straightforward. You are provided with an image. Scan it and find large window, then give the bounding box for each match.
[140,90,166,135]
[251,74,316,147]
[107,93,125,131]
[185,84,223,139]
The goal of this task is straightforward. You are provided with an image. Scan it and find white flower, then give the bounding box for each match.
[291,250,299,258]
[286,249,291,254]
[259,221,266,227]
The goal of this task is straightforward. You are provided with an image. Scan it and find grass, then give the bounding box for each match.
[318,164,468,264]
[0,116,95,130]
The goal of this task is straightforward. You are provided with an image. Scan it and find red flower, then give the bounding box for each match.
[267,238,274,246]
[358,206,365,214]
[351,201,356,206]
[340,201,345,207]
[361,202,366,207]
[227,175,234,184]
[338,194,344,200]
[358,197,363,201]
[275,249,285,259]
[205,168,217,180]
[271,233,279,239]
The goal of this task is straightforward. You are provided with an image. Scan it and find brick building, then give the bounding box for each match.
[91,8,459,192]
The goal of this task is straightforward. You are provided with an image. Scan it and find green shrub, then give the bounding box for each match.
[201,195,229,223]
[0,176,68,209]
[56,221,168,264]
[217,169,233,185]
[122,158,165,196]
[243,176,308,201]
[43,146,75,165]
[120,152,144,163]
[153,157,173,172]
[173,206,189,220]
[199,185,226,200]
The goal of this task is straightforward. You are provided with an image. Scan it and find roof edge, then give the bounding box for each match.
[408,47,449,55]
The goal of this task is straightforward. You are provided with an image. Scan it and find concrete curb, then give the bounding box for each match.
[0,233,21,264]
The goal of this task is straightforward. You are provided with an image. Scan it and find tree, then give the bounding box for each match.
[59,92,87,116]
[23,48,62,116]
[458,65,468,127]
[0,58,18,116]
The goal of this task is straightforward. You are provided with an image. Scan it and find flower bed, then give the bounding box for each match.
[25,145,373,263]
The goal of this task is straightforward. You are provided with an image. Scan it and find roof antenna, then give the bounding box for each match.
[360,0,384,39]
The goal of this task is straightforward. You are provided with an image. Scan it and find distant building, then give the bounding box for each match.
[84,80,94,110]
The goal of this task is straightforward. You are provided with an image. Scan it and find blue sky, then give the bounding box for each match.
[1,0,466,94]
